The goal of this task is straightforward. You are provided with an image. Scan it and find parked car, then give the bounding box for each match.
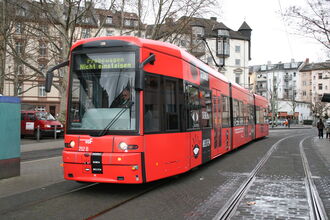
[21,110,64,139]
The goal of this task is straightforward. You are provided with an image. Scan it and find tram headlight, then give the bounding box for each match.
[118,142,128,151]
[65,140,75,148]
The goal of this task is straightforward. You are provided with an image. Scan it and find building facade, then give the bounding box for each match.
[3,1,251,116]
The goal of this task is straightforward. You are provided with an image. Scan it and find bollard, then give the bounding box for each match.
[54,125,57,140]
[36,125,40,141]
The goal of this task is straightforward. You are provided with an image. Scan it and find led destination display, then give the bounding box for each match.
[74,51,135,71]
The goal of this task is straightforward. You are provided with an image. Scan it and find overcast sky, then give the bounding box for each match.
[220,0,329,65]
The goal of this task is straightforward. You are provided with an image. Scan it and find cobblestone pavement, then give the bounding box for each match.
[228,132,330,219]
[232,176,309,220]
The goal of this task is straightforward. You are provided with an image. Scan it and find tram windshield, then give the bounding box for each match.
[67,51,137,134]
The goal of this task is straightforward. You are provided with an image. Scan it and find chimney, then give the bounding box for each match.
[305,58,309,64]
[165,18,174,24]
[210,17,217,21]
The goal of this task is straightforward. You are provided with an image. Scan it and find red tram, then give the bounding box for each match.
[45,36,269,184]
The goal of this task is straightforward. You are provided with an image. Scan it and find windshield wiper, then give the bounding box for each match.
[96,102,134,137]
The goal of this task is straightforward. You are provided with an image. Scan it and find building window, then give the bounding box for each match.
[39,42,47,57]
[293,72,296,77]
[40,25,48,35]
[81,28,90,38]
[39,63,46,72]
[235,59,241,66]
[39,85,46,97]
[303,81,306,86]
[105,16,112,24]
[318,83,323,90]
[17,65,23,75]
[124,19,131,26]
[15,23,23,34]
[106,29,114,36]
[217,39,229,55]
[134,20,139,27]
[192,26,205,38]
[235,45,240,53]
[15,42,23,54]
[326,85,328,90]
[235,73,240,84]
[303,91,306,96]
[16,8,26,17]
[318,73,322,79]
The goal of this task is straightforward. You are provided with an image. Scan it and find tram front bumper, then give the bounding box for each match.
[62,151,144,184]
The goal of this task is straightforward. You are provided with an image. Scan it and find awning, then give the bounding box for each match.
[321,93,330,102]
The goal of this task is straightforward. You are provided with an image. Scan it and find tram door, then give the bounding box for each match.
[200,89,212,163]
[212,89,222,156]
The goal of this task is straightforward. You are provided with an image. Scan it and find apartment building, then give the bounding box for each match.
[300,61,330,117]
[3,1,251,116]
[147,17,252,89]
[251,60,312,121]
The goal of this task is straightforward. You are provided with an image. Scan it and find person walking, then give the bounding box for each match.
[317,119,325,139]
[326,123,330,139]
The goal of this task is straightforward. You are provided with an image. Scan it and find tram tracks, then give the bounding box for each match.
[213,134,328,220]
[300,137,328,220]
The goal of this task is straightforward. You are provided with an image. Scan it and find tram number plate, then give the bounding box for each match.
[91,152,103,174]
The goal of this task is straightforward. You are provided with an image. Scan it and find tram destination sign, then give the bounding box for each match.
[74,51,135,70]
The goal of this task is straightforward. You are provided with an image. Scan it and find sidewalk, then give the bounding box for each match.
[21,139,64,152]
[0,139,64,199]
[269,124,313,129]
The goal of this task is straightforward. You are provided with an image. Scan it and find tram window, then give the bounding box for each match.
[144,74,162,133]
[186,84,200,129]
[222,95,230,127]
[248,104,255,124]
[164,79,179,131]
[200,89,212,128]
[264,108,269,124]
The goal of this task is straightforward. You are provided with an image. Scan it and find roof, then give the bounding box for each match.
[238,21,252,31]
[300,61,330,72]
[146,16,251,41]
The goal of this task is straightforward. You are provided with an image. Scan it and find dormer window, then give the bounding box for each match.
[106,16,112,24]
[16,8,26,17]
[192,26,204,38]
[124,19,131,26]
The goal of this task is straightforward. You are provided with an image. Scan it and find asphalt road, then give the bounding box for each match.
[2,129,329,219]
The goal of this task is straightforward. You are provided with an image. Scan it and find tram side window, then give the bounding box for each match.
[186,84,200,129]
[200,90,212,128]
[164,79,180,131]
[222,95,230,127]
[144,74,162,132]
[256,106,260,124]
[248,104,255,124]
[264,108,269,124]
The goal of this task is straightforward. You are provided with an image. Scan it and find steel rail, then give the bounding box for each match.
[213,134,304,220]
[299,137,328,220]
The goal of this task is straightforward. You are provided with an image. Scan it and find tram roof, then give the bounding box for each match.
[72,36,229,83]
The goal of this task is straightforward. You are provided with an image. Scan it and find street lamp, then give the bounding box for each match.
[213,22,230,69]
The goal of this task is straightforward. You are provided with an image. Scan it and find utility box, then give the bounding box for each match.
[0,96,20,179]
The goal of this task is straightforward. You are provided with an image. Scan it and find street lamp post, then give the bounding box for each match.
[197,22,230,73]
[213,23,230,72]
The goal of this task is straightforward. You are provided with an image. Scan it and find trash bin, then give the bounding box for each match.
[0,96,20,179]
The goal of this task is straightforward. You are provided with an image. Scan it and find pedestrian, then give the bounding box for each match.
[326,124,330,139]
[316,119,325,139]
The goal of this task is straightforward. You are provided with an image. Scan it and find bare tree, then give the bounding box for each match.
[138,0,219,42]
[2,0,116,122]
[284,0,330,54]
